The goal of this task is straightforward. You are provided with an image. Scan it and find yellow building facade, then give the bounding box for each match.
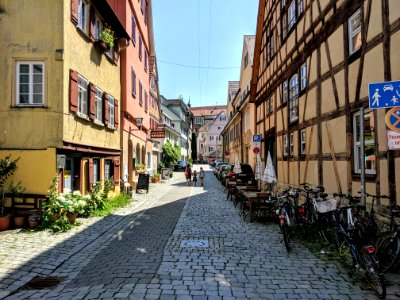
[0,0,129,195]
[222,36,256,169]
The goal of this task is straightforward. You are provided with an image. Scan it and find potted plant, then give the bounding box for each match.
[0,155,19,231]
[136,163,146,173]
[97,24,114,50]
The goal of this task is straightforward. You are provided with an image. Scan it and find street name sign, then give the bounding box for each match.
[368,80,400,109]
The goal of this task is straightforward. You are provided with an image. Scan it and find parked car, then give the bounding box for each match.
[173,161,187,171]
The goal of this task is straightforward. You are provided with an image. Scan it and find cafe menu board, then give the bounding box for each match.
[136,174,150,194]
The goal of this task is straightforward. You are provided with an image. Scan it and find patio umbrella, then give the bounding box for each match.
[254,154,263,180]
[233,156,242,174]
[262,151,277,184]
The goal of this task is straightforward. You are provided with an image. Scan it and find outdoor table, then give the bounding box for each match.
[235,186,260,207]
[241,191,273,222]
[225,179,245,201]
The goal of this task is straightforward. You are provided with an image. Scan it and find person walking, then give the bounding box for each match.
[185,164,192,186]
[199,167,205,187]
[192,170,198,186]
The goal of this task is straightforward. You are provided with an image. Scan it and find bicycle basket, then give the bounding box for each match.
[314,198,337,213]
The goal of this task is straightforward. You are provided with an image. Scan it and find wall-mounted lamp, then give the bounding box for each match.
[135,118,143,130]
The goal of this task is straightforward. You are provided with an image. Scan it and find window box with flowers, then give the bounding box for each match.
[96,25,115,51]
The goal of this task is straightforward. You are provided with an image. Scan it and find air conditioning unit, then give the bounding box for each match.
[57,155,66,169]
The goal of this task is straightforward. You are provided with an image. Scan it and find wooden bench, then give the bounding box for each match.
[3,193,48,216]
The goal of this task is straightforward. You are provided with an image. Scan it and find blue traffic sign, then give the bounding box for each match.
[253,134,261,142]
[368,80,400,109]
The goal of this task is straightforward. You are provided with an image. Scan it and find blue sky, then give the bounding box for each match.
[152,0,259,107]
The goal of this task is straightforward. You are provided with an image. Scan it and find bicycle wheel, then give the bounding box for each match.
[281,221,291,252]
[376,233,400,273]
[338,240,353,267]
[362,252,386,299]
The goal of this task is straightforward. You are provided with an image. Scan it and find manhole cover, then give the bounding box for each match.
[180,239,209,248]
[23,276,64,290]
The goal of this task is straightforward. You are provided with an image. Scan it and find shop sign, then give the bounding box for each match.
[387,130,400,150]
[150,130,165,139]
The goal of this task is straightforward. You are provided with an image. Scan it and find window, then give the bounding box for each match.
[131,67,136,96]
[288,0,296,30]
[144,50,148,71]
[93,15,102,41]
[266,98,273,114]
[144,91,148,112]
[298,0,304,15]
[200,144,203,150]
[282,80,288,105]
[353,109,376,175]
[131,16,136,44]
[194,117,203,124]
[289,74,299,122]
[108,95,115,127]
[210,136,214,141]
[348,9,362,55]
[95,87,103,122]
[244,53,249,67]
[104,160,114,180]
[300,129,306,155]
[283,135,288,156]
[267,23,274,62]
[78,75,88,116]
[244,110,250,131]
[77,0,89,33]
[289,132,294,155]
[16,61,44,106]
[300,63,307,90]
[209,146,214,152]
[139,36,142,60]
[139,81,142,105]
[93,159,100,183]
[220,115,226,121]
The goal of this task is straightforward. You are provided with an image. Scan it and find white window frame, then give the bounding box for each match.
[78,75,88,116]
[95,87,103,123]
[16,61,45,106]
[282,80,288,104]
[108,95,115,128]
[93,158,100,183]
[289,74,299,122]
[348,9,362,55]
[283,135,288,156]
[353,110,376,175]
[93,14,102,41]
[78,0,90,34]
[289,132,294,155]
[300,63,307,90]
[300,129,306,155]
[288,0,296,30]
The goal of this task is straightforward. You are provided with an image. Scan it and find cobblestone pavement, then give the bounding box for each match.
[0,165,399,299]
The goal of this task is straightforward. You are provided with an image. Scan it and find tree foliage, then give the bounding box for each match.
[162,140,180,167]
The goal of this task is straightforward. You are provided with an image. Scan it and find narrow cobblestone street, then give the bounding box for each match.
[0,166,398,299]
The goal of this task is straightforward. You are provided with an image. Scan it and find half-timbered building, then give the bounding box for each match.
[251,0,400,205]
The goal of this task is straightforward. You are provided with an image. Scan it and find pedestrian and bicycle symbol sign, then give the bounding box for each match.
[369,80,400,109]
[385,107,400,133]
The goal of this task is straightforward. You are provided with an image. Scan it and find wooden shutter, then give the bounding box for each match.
[114,99,119,129]
[113,47,119,64]
[71,0,79,25]
[89,83,96,120]
[103,93,109,126]
[69,69,78,113]
[89,7,95,42]
[88,158,94,191]
[113,157,120,184]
